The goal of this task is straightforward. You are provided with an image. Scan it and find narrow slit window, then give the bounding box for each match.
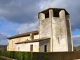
[58,37,60,44]
[30,45,33,52]
[18,47,20,50]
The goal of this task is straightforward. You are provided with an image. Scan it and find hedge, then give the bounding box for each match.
[0,50,33,60]
[1,50,80,60]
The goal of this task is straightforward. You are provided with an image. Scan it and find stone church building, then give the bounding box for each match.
[7,8,73,52]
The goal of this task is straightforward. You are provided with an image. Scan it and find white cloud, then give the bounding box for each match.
[17,21,38,34]
[39,0,66,10]
[39,0,80,31]
[0,32,10,45]
[0,0,80,30]
[0,0,40,24]
[72,35,80,46]
[0,33,10,40]
[0,32,11,45]
[0,40,8,45]
[73,35,80,38]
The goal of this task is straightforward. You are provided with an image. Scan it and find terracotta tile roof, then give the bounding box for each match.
[15,37,50,44]
[8,30,39,39]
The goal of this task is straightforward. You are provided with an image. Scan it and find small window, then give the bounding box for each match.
[58,37,60,43]
[18,47,20,50]
[30,45,33,52]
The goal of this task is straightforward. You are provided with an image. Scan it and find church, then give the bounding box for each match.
[7,8,73,52]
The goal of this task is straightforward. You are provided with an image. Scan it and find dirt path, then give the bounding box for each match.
[0,56,15,60]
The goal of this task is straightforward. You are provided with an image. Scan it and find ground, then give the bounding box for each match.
[0,57,6,60]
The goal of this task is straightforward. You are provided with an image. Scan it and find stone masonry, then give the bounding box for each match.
[7,8,73,52]
[39,8,73,52]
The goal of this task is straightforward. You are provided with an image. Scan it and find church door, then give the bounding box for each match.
[44,45,47,52]
[30,45,33,52]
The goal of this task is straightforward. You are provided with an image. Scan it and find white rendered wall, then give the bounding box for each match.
[7,34,39,51]
[16,42,39,52]
[39,40,50,52]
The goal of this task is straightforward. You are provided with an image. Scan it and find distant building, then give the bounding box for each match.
[7,8,73,52]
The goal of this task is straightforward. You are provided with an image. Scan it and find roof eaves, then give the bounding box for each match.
[15,37,50,44]
[8,30,39,39]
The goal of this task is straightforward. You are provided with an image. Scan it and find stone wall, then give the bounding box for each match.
[39,39,50,52]
[16,42,39,52]
[39,9,73,52]
[39,9,53,52]
[52,10,73,51]
[52,17,68,51]
[7,34,39,51]
[39,18,51,38]
[66,15,73,51]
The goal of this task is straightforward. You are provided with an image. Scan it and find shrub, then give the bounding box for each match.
[0,50,33,60]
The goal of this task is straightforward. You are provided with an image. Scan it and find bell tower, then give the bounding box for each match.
[38,8,73,52]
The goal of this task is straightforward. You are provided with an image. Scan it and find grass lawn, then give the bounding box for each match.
[0,57,6,60]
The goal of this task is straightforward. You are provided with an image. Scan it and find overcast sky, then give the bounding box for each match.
[0,0,80,46]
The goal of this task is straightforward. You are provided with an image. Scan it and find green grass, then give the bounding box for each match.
[0,57,6,60]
